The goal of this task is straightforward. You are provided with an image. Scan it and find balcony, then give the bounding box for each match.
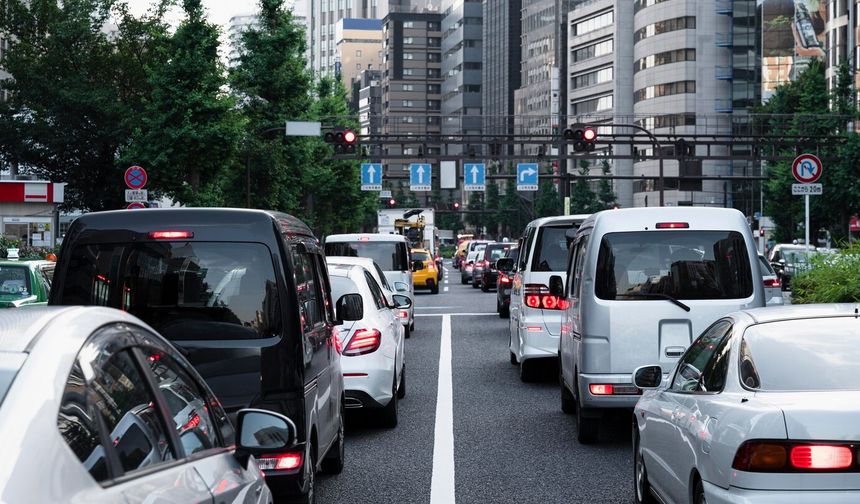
[715,0,733,15]
[715,33,733,47]
[715,66,733,80]
[715,99,733,113]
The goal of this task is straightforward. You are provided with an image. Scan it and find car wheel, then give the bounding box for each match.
[472,279,479,289]
[519,359,538,382]
[499,304,509,318]
[404,325,410,339]
[410,320,415,331]
[431,283,439,294]
[634,426,657,504]
[461,276,468,285]
[560,363,575,414]
[397,365,406,399]
[321,404,345,474]
[481,281,489,292]
[576,394,599,444]
[380,375,398,428]
[693,477,706,504]
[296,443,316,504]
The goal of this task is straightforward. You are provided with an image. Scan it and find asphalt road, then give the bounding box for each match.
[316,264,634,504]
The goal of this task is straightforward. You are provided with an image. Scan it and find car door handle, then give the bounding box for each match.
[665,346,685,358]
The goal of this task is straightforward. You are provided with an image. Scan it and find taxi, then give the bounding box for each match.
[0,258,55,308]
[411,248,439,294]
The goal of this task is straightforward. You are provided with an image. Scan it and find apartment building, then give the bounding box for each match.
[336,18,384,89]
[482,0,521,145]
[441,0,482,155]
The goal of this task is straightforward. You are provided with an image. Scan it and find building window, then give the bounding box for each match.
[572,66,613,89]
[573,10,614,36]
[634,17,696,43]
[572,38,613,62]
[633,0,671,13]
[635,48,696,73]
[571,94,613,115]
[356,49,362,57]
[402,84,414,91]
[635,113,697,130]
[633,80,696,102]
[404,52,414,60]
[404,21,414,28]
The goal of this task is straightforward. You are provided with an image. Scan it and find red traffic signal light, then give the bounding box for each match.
[388,198,396,207]
[325,127,357,154]
[453,202,460,210]
[583,127,596,142]
[563,125,597,152]
[343,130,357,144]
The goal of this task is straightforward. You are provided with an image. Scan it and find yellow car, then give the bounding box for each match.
[411,248,439,294]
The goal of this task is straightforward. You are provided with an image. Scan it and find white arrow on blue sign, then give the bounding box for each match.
[463,163,486,191]
[410,163,432,192]
[517,163,539,191]
[361,163,382,191]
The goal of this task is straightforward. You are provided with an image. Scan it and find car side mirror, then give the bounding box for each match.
[394,281,409,292]
[392,294,412,310]
[549,275,564,298]
[778,258,786,264]
[412,260,424,272]
[234,408,297,469]
[336,293,364,322]
[495,258,514,273]
[632,365,663,390]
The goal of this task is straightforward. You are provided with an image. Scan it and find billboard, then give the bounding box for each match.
[760,0,827,102]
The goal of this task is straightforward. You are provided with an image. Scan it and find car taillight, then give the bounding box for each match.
[500,275,511,284]
[523,284,569,310]
[257,452,303,472]
[428,262,436,270]
[589,384,614,395]
[655,222,689,229]
[396,310,408,319]
[149,230,194,240]
[181,413,201,431]
[733,441,859,472]
[763,278,781,288]
[343,329,381,356]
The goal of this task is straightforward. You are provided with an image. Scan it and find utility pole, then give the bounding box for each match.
[556,0,570,210]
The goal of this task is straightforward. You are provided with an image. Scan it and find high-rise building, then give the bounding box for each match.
[335,18,384,90]
[381,11,444,191]
[567,0,634,207]
[482,0,521,144]
[356,68,383,136]
[0,34,9,102]
[440,0,482,155]
[307,0,389,76]
[227,14,261,64]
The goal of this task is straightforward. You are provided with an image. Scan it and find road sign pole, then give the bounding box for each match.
[805,194,810,249]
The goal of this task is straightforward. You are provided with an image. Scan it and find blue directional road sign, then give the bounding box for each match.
[410,163,432,192]
[517,163,539,191]
[361,163,383,191]
[463,163,486,191]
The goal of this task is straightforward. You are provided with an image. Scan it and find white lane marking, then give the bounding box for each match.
[431,314,455,504]
[416,312,497,317]
[444,286,449,292]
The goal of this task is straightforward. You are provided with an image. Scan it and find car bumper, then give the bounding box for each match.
[518,319,559,360]
[577,373,642,409]
[414,277,436,289]
[343,360,395,408]
[482,271,498,286]
[703,480,860,504]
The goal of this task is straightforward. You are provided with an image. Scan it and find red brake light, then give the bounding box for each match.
[359,236,370,241]
[343,329,381,356]
[524,284,567,310]
[526,295,541,308]
[181,413,201,432]
[589,384,614,395]
[396,310,408,319]
[500,275,511,284]
[763,278,781,288]
[655,222,689,229]
[149,230,194,240]
[791,445,853,470]
[257,452,304,472]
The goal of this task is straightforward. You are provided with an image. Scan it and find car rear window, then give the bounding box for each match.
[412,251,431,262]
[330,275,359,302]
[758,256,776,277]
[325,241,408,271]
[483,245,510,261]
[0,266,31,300]
[56,242,281,340]
[530,226,574,272]
[595,230,753,300]
[741,318,860,391]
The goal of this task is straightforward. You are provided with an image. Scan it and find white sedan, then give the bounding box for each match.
[329,263,410,427]
[633,304,860,504]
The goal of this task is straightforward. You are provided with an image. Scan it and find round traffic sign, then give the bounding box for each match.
[125,165,148,189]
[791,154,822,183]
[127,202,146,210]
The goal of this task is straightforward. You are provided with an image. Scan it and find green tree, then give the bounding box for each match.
[570,160,599,214]
[465,191,484,229]
[0,0,170,210]
[534,180,560,217]
[229,0,313,212]
[484,182,501,236]
[126,0,243,207]
[498,179,532,238]
[596,160,617,209]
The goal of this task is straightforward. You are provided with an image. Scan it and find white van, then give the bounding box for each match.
[324,234,415,336]
[555,207,765,443]
[508,215,590,382]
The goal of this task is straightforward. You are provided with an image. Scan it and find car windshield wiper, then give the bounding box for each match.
[616,293,691,312]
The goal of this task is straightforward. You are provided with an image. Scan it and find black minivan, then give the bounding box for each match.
[50,208,344,503]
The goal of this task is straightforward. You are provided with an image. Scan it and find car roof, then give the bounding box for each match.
[580,207,747,233]
[0,306,142,353]
[739,304,860,325]
[325,233,407,243]
[326,256,380,269]
[327,263,365,278]
[67,208,315,238]
[411,248,430,253]
[526,215,590,229]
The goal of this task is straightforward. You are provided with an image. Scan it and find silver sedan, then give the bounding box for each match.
[0,306,299,503]
[633,304,860,504]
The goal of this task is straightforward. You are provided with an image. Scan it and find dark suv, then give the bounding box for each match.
[478,242,513,292]
[50,208,344,503]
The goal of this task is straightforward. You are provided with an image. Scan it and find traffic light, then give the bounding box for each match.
[324,127,357,154]
[563,126,597,152]
[453,201,460,210]
[388,198,396,208]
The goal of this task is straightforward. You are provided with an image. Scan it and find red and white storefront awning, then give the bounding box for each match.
[0,181,65,203]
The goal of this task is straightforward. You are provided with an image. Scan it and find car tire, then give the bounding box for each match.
[472,279,479,289]
[481,281,489,292]
[560,364,575,414]
[404,325,411,339]
[693,477,706,504]
[380,375,398,428]
[461,276,468,285]
[499,305,509,318]
[321,404,345,474]
[295,442,317,504]
[519,359,538,382]
[397,365,406,399]
[576,396,599,444]
[431,283,439,294]
[634,426,658,504]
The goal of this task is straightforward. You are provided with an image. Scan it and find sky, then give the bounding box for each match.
[126,0,301,28]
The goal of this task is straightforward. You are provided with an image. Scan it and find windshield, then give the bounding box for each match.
[412,251,431,262]
[783,250,811,264]
[325,241,408,271]
[595,230,753,300]
[56,242,281,340]
[531,226,574,272]
[0,266,32,300]
[330,275,359,302]
[741,318,860,391]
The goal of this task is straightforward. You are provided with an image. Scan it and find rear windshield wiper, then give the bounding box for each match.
[616,293,691,312]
